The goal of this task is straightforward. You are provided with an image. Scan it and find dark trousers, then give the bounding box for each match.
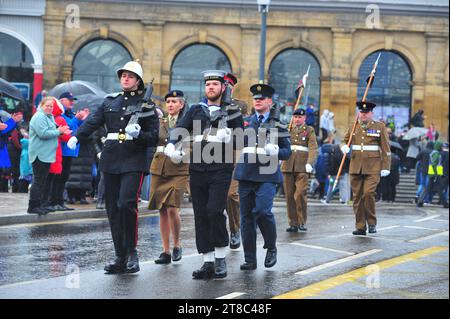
[103,171,144,257]
[30,158,51,204]
[53,156,72,205]
[42,173,55,205]
[239,181,277,264]
[189,169,232,254]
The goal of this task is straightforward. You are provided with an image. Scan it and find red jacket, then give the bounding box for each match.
[49,99,71,174]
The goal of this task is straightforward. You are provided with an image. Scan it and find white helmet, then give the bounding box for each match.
[117,60,144,89]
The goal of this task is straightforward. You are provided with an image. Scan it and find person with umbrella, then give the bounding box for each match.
[67,60,159,274]
[0,112,23,192]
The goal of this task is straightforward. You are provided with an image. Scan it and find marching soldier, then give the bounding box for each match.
[224,73,248,250]
[164,70,244,279]
[341,101,391,235]
[67,60,159,273]
[149,90,189,264]
[281,108,318,232]
[234,84,291,270]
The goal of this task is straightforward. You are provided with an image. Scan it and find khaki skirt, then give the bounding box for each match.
[148,174,189,210]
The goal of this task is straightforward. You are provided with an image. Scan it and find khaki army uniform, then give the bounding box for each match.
[149,114,189,210]
[281,124,318,227]
[343,120,391,231]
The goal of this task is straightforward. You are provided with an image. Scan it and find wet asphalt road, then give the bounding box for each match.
[0,200,448,299]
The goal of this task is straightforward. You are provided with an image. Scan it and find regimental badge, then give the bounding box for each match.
[173,91,177,97]
[257,86,262,92]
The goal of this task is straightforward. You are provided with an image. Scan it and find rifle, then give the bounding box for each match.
[125,79,155,126]
[288,64,310,131]
[332,53,381,192]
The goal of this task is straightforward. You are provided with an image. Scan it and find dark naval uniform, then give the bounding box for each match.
[76,89,159,269]
[234,84,291,270]
[343,101,391,235]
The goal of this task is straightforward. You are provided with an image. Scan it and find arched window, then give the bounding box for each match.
[268,49,321,122]
[170,44,232,105]
[0,32,34,101]
[357,50,412,135]
[72,39,132,93]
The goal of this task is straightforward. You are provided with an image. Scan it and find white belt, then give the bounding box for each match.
[156,146,165,153]
[352,145,379,151]
[193,135,222,143]
[106,133,133,141]
[291,145,309,152]
[242,147,267,155]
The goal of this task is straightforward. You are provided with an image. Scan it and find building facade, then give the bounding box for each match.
[42,0,449,138]
[0,0,46,103]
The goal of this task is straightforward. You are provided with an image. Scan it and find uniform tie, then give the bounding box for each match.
[257,114,264,127]
[169,116,176,128]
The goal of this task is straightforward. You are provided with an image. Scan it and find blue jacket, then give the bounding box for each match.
[61,110,82,157]
[20,138,32,177]
[234,113,291,184]
[0,118,16,169]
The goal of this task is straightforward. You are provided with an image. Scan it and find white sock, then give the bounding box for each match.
[203,251,214,263]
[215,247,227,259]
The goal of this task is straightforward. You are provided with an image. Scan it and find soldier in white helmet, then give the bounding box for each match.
[67,60,159,274]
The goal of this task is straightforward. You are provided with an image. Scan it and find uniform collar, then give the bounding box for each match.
[123,89,141,97]
[254,111,270,123]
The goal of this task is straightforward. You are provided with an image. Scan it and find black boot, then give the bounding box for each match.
[126,249,140,273]
[286,226,298,233]
[192,262,215,279]
[240,261,257,271]
[229,231,241,249]
[104,256,127,274]
[214,258,227,278]
[352,229,367,236]
[27,200,47,215]
[172,247,182,262]
[155,252,171,264]
[368,225,377,233]
[264,248,277,268]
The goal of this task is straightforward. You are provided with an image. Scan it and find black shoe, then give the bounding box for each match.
[172,247,182,262]
[229,231,241,249]
[240,262,257,271]
[368,225,377,233]
[60,204,74,211]
[264,248,277,268]
[42,205,56,212]
[104,256,127,274]
[417,202,424,207]
[286,226,299,233]
[298,224,308,231]
[79,198,89,205]
[352,229,367,236]
[214,258,227,278]
[27,206,48,215]
[192,262,215,280]
[126,250,140,273]
[155,252,171,264]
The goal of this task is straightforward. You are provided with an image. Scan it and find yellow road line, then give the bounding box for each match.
[0,212,159,228]
[273,246,448,299]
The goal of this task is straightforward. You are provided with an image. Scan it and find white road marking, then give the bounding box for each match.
[377,226,401,231]
[295,249,382,275]
[403,225,443,231]
[216,292,246,299]
[433,219,449,223]
[408,231,449,243]
[290,242,354,256]
[414,215,441,222]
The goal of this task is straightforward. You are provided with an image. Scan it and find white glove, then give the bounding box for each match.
[265,143,279,156]
[97,152,101,160]
[164,143,176,157]
[67,136,78,150]
[170,150,185,164]
[305,163,313,173]
[216,128,231,143]
[125,124,141,138]
[381,170,390,177]
[341,144,350,154]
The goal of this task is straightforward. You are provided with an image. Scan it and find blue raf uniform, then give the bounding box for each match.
[234,84,291,270]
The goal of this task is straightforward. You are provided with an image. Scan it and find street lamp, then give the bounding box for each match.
[257,0,271,83]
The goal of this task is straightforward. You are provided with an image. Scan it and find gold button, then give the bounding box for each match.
[124,97,128,100]
[120,129,123,132]
[119,141,123,144]
[131,92,135,96]
[122,107,126,110]
[120,117,124,120]
[362,137,364,139]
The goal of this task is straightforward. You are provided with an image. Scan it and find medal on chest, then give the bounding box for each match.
[367,129,381,137]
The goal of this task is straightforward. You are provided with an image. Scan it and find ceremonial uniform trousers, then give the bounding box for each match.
[76,90,159,257]
[234,114,292,264]
[169,102,243,254]
[343,120,391,231]
[281,124,318,227]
